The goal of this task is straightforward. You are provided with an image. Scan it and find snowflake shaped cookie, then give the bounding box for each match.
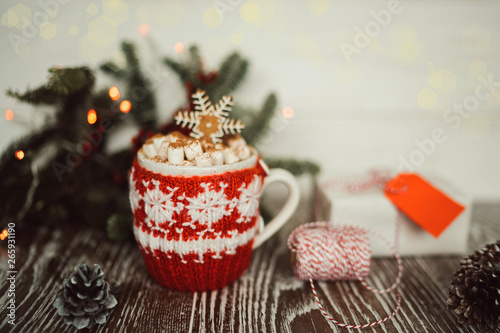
[174,89,245,144]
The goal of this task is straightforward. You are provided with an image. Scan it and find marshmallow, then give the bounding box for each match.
[195,153,213,167]
[226,134,246,148]
[158,141,170,159]
[151,156,169,164]
[208,149,224,166]
[179,160,195,166]
[202,142,215,152]
[223,148,239,164]
[143,143,157,158]
[167,143,185,165]
[165,131,187,143]
[184,140,203,161]
[235,145,251,160]
[142,132,252,166]
[153,135,166,151]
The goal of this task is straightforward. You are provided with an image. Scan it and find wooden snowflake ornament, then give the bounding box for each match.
[175,89,245,144]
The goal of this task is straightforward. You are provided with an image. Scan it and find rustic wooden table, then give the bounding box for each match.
[1,201,499,333]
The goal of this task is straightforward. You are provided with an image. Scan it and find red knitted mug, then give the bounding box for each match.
[129,149,299,291]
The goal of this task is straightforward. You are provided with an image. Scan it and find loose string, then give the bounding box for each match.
[288,222,403,329]
[299,169,407,329]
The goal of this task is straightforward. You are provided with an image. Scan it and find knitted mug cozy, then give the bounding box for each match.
[130,153,273,291]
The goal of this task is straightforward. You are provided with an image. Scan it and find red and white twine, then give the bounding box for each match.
[289,170,405,329]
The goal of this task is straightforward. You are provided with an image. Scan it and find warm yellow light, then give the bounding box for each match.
[139,23,150,35]
[0,230,7,240]
[5,109,13,121]
[120,100,132,113]
[87,109,97,124]
[174,42,184,53]
[282,107,294,119]
[109,86,120,101]
[15,150,24,160]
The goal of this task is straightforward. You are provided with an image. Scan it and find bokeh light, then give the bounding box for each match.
[109,86,120,101]
[139,23,150,35]
[87,109,97,124]
[5,109,13,121]
[282,107,294,119]
[120,100,132,113]
[174,42,184,53]
[15,150,24,160]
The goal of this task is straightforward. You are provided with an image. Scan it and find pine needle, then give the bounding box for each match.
[244,93,277,146]
[107,214,134,241]
[188,45,202,79]
[47,67,94,96]
[211,53,248,101]
[6,86,60,105]
[264,158,321,176]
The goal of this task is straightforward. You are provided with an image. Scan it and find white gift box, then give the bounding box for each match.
[315,174,472,257]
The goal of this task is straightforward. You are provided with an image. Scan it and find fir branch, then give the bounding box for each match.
[107,214,133,241]
[231,103,254,123]
[99,62,129,79]
[243,93,277,146]
[92,89,114,116]
[121,41,157,129]
[264,158,321,176]
[100,41,157,129]
[163,57,191,83]
[188,45,202,79]
[47,67,94,96]
[0,127,59,218]
[211,53,248,101]
[0,127,58,174]
[6,86,61,105]
[7,67,94,106]
[122,41,139,69]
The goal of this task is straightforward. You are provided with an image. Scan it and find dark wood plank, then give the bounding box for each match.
[1,203,499,332]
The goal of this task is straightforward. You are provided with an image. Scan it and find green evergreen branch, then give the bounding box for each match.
[188,45,202,79]
[92,89,114,115]
[211,53,248,101]
[107,214,133,241]
[243,93,277,146]
[0,127,59,217]
[99,62,129,79]
[0,127,58,177]
[7,67,94,106]
[121,41,138,66]
[264,158,321,177]
[100,41,157,129]
[6,86,61,105]
[163,57,191,83]
[47,67,94,95]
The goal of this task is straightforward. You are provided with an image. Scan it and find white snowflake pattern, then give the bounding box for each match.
[128,167,142,213]
[143,179,184,232]
[236,175,263,223]
[184,182,236,230]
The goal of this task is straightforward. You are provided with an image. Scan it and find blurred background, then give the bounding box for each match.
[1,0,499,201]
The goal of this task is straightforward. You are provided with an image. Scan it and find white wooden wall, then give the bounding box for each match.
[1,0,499,200]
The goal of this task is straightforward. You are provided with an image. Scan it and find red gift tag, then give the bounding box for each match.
[384,173,465,238]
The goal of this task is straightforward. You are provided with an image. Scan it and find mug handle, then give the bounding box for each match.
[253,169,300,249]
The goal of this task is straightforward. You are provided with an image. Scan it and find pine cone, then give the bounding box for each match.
[447,240,500,329]
[53,264,117,330]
